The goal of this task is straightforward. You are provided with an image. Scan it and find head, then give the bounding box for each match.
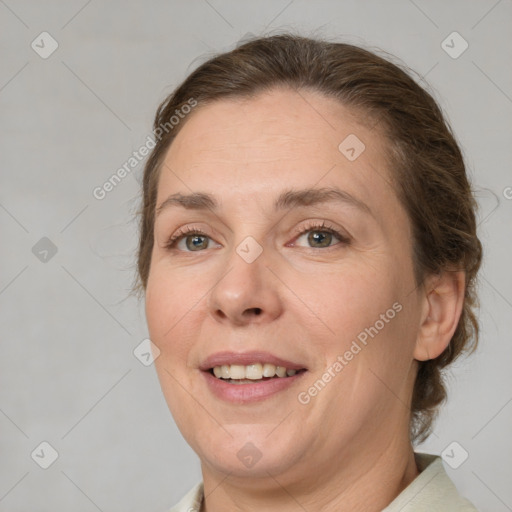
[134,34,482,480]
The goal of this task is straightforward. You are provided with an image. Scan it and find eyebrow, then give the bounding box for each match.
[155,187,373,217]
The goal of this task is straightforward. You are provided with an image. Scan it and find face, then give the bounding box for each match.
[145,88,424,485]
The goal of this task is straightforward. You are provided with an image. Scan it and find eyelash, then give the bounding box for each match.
[164,221,350,251]
[294,220,349,243]
[164,225,209,250]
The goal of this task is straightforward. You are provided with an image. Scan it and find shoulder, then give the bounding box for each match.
[168,454,479,512]
[383,452,479,511]
[168,481,203,512]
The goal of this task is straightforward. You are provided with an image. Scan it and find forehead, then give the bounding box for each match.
[157,88,396,218]
[166,87,378,162]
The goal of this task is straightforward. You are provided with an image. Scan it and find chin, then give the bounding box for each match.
[200,444,302,480]
[190,425,306,479]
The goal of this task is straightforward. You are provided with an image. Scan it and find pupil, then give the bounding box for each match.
[308,231,331,247]
[187,235,208,251]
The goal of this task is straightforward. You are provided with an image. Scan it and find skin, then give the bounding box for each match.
[145,87,465,511]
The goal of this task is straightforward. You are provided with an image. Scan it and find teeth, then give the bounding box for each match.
[275,366,287,377]
[211,363,301,380]
[245,363,263,380]
[262,363,276,377]
[229,365,245,380]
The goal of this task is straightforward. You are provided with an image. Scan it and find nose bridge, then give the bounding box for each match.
[207,234,282,324]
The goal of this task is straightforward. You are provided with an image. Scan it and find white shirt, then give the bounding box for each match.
[169,453,479,511]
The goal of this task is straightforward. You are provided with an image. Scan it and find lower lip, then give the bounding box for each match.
[202,371,306,403]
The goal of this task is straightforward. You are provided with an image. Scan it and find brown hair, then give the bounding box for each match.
[134,33,482,443]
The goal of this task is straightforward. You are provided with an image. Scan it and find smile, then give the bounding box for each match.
[200,351,308,402]
[211,363,305,383]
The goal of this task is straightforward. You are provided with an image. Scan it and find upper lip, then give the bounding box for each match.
[199,351,307,371]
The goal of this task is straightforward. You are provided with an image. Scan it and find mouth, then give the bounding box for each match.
[209,363,307,384]
[200,352,308,403]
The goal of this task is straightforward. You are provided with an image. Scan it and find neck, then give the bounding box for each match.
[200,433,420,512]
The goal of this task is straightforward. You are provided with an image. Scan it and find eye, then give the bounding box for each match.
[180,234,210,251]
[292,221,348,249]
[164,226,219,252]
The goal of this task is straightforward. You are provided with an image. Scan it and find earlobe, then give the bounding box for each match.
[413,270,466,362]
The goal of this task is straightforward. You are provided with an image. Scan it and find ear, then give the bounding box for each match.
[413,270,466,361]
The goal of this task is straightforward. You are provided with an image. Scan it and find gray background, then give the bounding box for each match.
[1,1,511,511]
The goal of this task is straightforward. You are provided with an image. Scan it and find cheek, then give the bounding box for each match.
[305,269,415,423]
[293,261,416,390]
[323,275,417,406]
[145,273,172,340]
[145,262,198,353]
[297,265,399,341]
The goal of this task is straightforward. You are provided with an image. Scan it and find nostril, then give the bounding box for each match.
[242,307,262,316]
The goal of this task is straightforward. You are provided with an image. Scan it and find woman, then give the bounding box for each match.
[134,34,482,511]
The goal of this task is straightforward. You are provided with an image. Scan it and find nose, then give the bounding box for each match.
[207,246,284,326]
